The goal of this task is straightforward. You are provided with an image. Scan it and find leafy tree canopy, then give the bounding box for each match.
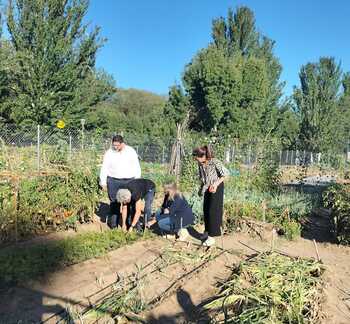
[1,0,114,127]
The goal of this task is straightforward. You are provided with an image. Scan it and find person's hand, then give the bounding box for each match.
[102,185,107,192]
[128,226,134,233]
[121,224,127,232]
[146,219,157,228]
[209,185,217,193]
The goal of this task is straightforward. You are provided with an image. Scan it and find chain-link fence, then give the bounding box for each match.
[0,124,174,172]
[0,124,349,173]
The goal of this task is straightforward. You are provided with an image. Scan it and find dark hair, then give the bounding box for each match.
[192,145,214,160]
[112,135,124,143]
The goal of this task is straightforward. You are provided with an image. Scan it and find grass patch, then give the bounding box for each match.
[0,229,152,287]
[204,252,324,323]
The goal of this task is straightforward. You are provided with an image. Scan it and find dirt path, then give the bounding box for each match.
[146,233,350,324]
[1,228,350,324]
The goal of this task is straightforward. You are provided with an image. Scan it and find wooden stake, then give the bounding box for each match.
[313,239,321,262]
[271,228,276,252]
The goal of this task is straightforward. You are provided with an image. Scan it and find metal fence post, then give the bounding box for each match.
[279,151,282,166]
[69,133,72,161]
[80,119,85,150]
[248,146,251,166]
[37,125,40,172]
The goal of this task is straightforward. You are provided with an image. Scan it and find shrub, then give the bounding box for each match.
[180,153,199,192]
[223,187,315,240]
[323,184,350,245]
[252,139,281,194]
[0,167,101,243]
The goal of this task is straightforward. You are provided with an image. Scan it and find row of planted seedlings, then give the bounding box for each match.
[55,244,325,323]
[56,241,224,323]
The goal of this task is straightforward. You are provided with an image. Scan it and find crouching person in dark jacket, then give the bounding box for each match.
[147,183,194,241]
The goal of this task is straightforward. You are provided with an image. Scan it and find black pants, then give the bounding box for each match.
[203,183,224,237]
[107,177,132,228]
[143,189,155,225]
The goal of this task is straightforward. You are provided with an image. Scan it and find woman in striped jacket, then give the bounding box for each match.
[193,145,230,246]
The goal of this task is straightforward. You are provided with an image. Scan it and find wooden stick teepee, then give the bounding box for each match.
[169,114,189,184]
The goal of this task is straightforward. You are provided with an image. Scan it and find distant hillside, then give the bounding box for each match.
[87,88,172,141]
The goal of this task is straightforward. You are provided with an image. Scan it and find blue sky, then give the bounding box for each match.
[86,0,350,96]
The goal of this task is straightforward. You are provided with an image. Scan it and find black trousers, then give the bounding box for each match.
[203,183,224,237]
[107,177,132,228]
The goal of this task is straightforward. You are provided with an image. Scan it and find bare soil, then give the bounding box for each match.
[1,219,350,324]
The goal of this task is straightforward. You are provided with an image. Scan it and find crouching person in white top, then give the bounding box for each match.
[99,135,141,228]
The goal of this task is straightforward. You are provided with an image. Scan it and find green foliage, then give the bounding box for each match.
[0,167,101,243]
[2,0,114,127]
[323,184,350,245]
[185,193,203,224]
[180,153,199,192]
[252,138,281,193]
[223,174,316,240]
[280,218,301,241]
[87,88,170,143]
[0,229,143,286]
[141,162,173,189]
[293,57,344,153]
[164,84,189,126]
[182,6,283,141]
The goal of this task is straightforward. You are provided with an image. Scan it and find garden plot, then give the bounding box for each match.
[1,230,350,323]
[204,252,324,323]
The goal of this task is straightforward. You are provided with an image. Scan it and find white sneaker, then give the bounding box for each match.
[177,228,189,241]
[202,236,215,247]
[200,231,208,241]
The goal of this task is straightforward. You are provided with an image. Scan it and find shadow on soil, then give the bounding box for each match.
[0,287,79,323]
[147,288,211,324]
[282,182,337,244]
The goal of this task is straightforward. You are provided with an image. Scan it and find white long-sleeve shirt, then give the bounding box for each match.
[99,145,141,186]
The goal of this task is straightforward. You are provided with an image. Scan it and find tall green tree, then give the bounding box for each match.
[0,5,11,123]
[293,57,343,152]
[338,72,350,149]
[183,6,283,141]
[164,84,189,125]
[5,0,113,127]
